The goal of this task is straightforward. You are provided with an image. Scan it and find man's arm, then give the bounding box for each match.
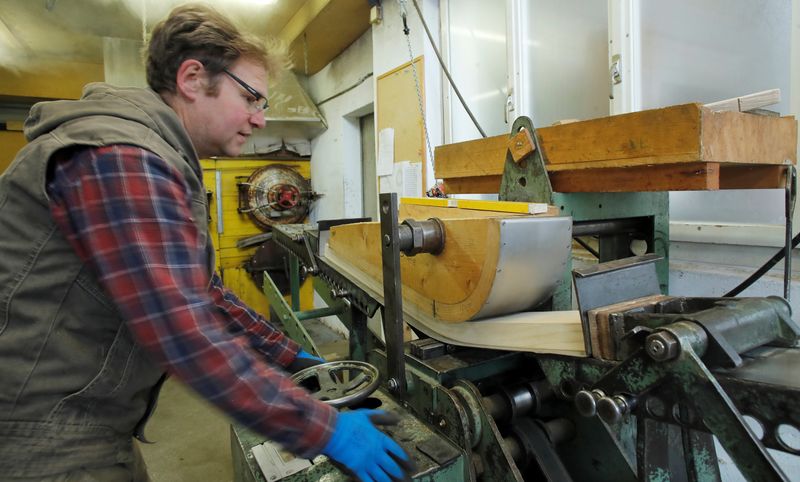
[47,144,336,457]
[207,271,301,368]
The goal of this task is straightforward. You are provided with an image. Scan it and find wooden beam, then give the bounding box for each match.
[278,0,331,45]
[286,0,371,75]
[0,61,103,100]
[719,164,788,189]
[434,103,797,193]
[548,163,720,192]
[701,108,796,165]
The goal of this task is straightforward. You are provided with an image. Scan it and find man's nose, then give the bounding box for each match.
[250,110,266,129]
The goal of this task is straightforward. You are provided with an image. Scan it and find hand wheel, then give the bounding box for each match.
[290,360,381,408]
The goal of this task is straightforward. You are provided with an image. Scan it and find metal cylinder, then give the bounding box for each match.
[398,218,446,256]
[482,380,551,423]
[689,297,794,356]
[572,218,645,237]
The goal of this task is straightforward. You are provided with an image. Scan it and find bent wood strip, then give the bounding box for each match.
[324,247,586,356]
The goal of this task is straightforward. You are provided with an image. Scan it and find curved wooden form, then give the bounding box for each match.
[327,208,572,323]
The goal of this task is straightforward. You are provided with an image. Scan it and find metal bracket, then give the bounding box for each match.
[499,116,553,203]
[572,254,663,357]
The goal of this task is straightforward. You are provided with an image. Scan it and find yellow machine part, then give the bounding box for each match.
[201,158,313,313]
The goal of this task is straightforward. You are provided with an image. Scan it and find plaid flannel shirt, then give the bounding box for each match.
[46,144,336,457]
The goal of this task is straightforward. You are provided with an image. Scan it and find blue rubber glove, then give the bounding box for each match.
[323,409,415,482]
[287,348,326,373]
[296,349,325,363]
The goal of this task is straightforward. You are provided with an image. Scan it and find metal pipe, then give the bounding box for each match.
[572,218,645,237]
[294,305,348,321]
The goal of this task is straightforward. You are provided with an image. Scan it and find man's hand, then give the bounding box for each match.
[322,409,415,482]
[286,348,325,373]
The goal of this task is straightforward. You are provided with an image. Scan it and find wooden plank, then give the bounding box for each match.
[434,135,507,179]
[509,128,535,163]
[704,88,781,113]
[324,248,586,356]
[701,109,797,165]
[719,164,788,189]
[444,175,503,194]
[442,164,719,194]
[588,295,670,360]
[540,103,704,170]
[434,103,797,193]
[549,162,720,192]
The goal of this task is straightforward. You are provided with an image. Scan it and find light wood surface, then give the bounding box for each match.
[377,57,426,194]
[704,88,780,113]
[329,216,500,321]
[328,205,568,323]
[324,246,586,356]
[435,103,797,193]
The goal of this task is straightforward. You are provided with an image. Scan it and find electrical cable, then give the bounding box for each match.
[316,72,374,106]
[723,231,799,297]
[409,0,487,138]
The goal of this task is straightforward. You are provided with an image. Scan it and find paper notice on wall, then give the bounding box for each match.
[376,128,394,177]
[379,161,422,197]
[401,161,422,197]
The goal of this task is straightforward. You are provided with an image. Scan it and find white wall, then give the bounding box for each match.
[306,30,374,222]
[443,0,509,143]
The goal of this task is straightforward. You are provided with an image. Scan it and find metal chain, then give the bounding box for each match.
[399,0,436,175]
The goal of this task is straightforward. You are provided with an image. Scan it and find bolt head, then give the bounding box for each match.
[575,390,599,417]
[597,396,626,425]
[383,234,391,246]
[646,331,680,362]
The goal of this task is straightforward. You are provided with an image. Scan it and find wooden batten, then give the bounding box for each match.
[435,103,797,194]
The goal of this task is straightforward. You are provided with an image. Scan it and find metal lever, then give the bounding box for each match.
[379,192,408,398]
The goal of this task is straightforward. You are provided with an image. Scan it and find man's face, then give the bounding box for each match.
[193,59,267,158]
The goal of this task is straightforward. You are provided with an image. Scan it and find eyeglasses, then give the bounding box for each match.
[222,67,268,113]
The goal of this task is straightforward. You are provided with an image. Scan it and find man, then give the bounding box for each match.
[0,4,412,481]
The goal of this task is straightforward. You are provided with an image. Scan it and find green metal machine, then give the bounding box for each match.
[232,118,800,481]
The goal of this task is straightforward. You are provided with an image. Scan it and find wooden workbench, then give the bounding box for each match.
[435,103,797,193]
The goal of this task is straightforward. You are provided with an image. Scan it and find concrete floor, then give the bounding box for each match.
[139,318,347,482]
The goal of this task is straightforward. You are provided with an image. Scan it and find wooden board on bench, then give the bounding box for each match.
[435,103,796,193]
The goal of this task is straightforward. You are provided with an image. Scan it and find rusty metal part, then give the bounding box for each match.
[237,165,316,229]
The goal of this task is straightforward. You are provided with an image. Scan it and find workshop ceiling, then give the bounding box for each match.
[0,0,371,75]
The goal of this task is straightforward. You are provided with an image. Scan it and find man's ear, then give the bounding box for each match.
[175,59,207,102]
